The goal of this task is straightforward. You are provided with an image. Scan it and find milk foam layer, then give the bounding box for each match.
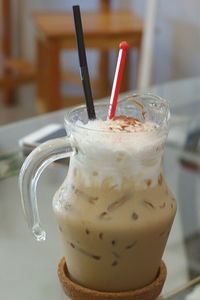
[71,116,166,189]
[78,117,158,132]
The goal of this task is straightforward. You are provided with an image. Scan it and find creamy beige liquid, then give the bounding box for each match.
[53,165,176,292]
[53,115,176,291]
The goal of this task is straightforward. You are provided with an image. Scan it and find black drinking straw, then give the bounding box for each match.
[72,5,96,120]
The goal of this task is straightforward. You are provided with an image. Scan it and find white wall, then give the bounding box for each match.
[15,0,200,89]
[133,0,200,85]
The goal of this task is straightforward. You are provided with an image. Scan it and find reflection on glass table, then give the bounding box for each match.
[164,276,200,300]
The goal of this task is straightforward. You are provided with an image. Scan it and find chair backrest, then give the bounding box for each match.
[137,0,159,90]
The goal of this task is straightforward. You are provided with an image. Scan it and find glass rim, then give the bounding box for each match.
[64,93,170,134]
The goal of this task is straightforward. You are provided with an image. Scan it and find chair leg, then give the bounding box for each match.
[36,37,48,112]
[2,0,15,105]
[98,50,110,98]
[2,83,15,105]
[38,39,61,112]
[46,39,61,111]
[2,68,15,105]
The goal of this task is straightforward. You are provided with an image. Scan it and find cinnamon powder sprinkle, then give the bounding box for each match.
[109,115,146,132]
[113,115,140,125]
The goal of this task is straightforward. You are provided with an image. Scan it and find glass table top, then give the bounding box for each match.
[1,77,200,299]
[164,276,200,300]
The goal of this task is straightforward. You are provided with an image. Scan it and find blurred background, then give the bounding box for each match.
[1,0,200,125]
[1,2,200,299]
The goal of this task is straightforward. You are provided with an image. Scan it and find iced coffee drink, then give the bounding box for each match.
[53,96,176,292]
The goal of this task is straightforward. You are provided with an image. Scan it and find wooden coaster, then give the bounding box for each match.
[58,257,167,300]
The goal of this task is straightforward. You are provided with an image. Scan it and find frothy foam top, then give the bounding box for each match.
[76,116,158,133]
[71,116,166,189]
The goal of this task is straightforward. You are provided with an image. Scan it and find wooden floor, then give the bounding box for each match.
[0,86,38,126]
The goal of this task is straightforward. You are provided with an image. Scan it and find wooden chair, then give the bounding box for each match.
[33,0,144,112]
[0,0,35,105]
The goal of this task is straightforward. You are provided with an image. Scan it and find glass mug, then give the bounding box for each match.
[19,94,176,292]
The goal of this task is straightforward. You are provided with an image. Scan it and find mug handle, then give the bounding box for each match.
[19,137,74,241]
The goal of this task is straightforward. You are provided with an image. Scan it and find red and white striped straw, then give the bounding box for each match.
[108,41,129,120]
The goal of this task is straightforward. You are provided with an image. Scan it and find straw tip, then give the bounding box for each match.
[119,41,129,50]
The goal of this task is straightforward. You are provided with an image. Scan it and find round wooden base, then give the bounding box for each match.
[58,257,167,300]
